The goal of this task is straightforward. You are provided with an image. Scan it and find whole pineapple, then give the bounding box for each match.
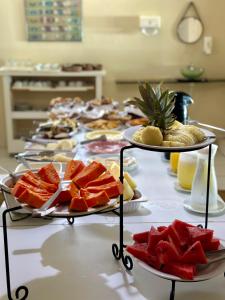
[132,82,176,145]
[134,82,176,132]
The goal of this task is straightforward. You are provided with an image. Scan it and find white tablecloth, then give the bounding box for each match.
[0,132,225,300]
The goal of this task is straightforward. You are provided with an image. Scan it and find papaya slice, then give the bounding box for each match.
[18,189,50,208]
[12,180,51,198]
[80,189,109,207]
[73,161,106,188]
[38,163,60,185]
[69,182,80,198]
[21,171,58,193]
[64,160,85,180]
[69,196,88,212]
[85,171,116,188]
[55,190,72,204]
[86,181,123,198]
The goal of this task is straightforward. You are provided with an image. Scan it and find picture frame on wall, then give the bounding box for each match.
[24,0,82,42]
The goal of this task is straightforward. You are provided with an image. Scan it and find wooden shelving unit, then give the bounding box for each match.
[0,68,106,153]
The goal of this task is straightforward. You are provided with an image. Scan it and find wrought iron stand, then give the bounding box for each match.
[112,143,216,300]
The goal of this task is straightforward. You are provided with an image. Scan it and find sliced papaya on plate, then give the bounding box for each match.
[21,171,58,193]
[85,181,122,198]
[64,160,85,180]
[69,182,80,198]
[85,170,116,187]
[69,196,88,212]
[18,189,50,208]
[12,180,50,198]
[73,161,106,188]
[80,189,109,207]
[55,190,72,204]
[38,163,60,185]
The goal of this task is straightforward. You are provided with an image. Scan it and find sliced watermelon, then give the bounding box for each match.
[167,225,182,251]
[187,227,214,244]
[202,238,220,251]
[86,181,122,199]
[73,161,106,188]
[85,171,116,187]
[69,196,88,212]
[126,243,161,270]
[155,240,180,265]
[147,226,166,254]
[157,226,168,232]
[172,219,194,248]
[64,160,85,180]
[133,231,149,243]
[38,163,60,185]
[162,262,196,280]
[181,241,207,264]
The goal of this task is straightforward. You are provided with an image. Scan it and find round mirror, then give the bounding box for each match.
[177,17,203,44]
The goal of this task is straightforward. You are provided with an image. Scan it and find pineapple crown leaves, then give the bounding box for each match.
[133,82,176,131]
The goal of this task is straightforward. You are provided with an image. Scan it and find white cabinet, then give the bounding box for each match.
[0,69,106,153]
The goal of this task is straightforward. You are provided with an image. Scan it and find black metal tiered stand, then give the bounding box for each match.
[111,130,221,300]
[1,192,118,300]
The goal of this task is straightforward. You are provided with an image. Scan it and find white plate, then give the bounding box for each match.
[132,248,225,282]
[24,142,76,153]
[123,126,216,152]
[184,196,225,215]
[33,130,77,141]
[85,130,123,141]
[100,191,148,213]
[174,181,191,193]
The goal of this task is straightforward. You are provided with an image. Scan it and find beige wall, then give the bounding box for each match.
[1,0,225,147]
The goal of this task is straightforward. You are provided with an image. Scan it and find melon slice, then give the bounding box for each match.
[18,189,49,208]
[69,196,88,212]
[162,262,196,280]
[187,227,214,244]
[64,160,85,180]
[80,189,109,207]
[12,180,50,198]
[181,241,207,264]
[133,231,149,243]
[123,179,134,200]
[155,240,181,265]
[124,172,137,190]
[21,171,58,193]
[38,163,60,185]
[86,181,123,199]
[85,171,116,187]
[73,161,106,188]
[126,243,161,270]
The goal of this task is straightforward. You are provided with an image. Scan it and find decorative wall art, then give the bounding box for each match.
[25,0,82,42]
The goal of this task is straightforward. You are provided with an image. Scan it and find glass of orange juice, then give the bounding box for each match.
[177,151,197,190]
[170,153,180,174]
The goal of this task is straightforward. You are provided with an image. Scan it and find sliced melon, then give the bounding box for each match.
[123,178,134,201]
[109,162,120,180]
[124,172,137,190]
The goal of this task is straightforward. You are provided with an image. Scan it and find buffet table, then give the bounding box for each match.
[0,135,225,299]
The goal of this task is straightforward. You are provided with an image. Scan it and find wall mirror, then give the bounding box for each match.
[177,2,204,44]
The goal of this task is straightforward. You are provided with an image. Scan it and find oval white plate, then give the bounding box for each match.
[184,196,225,215]
[123,126,216,152]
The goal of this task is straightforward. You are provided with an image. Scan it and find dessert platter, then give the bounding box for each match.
[83,119,122,131]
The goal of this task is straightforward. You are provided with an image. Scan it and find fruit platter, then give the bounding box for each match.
[126,82,216,150]
[1,159,141,217]
[126,219,225,282]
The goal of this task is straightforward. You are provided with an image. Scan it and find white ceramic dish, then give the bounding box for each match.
[131,246,225,282]
[123,126,216,152]
[0,169,117,217]
[183,196,225,215]
[85,130,123,141]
